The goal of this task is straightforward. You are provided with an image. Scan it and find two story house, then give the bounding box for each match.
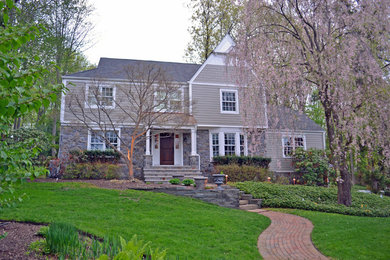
[59,35,325,182]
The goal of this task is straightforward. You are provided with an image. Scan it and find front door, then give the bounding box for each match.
[160,133,174,165]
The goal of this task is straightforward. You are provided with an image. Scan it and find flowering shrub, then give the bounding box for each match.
[292,148,335,186]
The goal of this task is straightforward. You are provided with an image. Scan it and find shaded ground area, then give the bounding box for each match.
[0,222,44,260]
[33,178,185,190]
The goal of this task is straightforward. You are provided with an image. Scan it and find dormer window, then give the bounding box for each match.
[220,89,238,114]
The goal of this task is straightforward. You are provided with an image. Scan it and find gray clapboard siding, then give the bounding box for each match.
[193,65,238,85]
[192,83,243,126]
[266,131,325,172]
[63,81,190,124]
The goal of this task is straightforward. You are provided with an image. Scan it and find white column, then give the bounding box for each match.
[145,129,151,155]
[235,132,240,156]
[191,128,197,155]
[219,132,225,156]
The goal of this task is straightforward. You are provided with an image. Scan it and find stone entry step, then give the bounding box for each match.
[238,192,262,211]
[144,167,202,183]
[239,204,259,210]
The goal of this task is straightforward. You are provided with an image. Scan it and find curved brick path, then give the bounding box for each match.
[249,209,328,260]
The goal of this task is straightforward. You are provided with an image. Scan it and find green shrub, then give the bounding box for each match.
[292,148,335,186]
[169,178,181,185]
[212,155,271,168]
[215,164,272,182]
[63,163,120,180]
[182,179,194,186]
[69,150,121,163]
[232,181,390,217]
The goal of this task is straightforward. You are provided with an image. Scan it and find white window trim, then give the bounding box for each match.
[281,135,306,158]
[153,85,184,113]
[85,84,116,109]
[220,89,239,114]
[209,131,247,160]
[87,128,121,151]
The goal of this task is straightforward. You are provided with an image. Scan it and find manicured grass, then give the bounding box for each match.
[233,182,390,216]
[0,182,269,259]
[273,208,390,260]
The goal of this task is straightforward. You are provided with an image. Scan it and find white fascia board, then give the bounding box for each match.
[60,79,67,124]
[266,129,326,133]
[197,124,268,129]
[63,76,185,85]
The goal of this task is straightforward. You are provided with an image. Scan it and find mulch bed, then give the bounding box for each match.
[0,222,45,260]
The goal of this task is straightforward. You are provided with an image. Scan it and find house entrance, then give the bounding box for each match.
[160,133,174,165]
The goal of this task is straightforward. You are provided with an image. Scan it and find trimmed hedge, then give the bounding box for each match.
[215,164,272,182]
[232,181,390,217]
[69,150,121,163]
[63,163,121,180]
[212,155,271,168]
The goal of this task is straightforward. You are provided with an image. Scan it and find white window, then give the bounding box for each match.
[240,134,245,156]
[212,133,219,157]
[224,133,236,155]
[220,89,238,114]
[282,136,305,157]
[210,132,246,159]
[155,88,182,112]
[89,130,119,151]
[86,85,115,108]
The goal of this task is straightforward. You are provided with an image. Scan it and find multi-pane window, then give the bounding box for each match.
[212,133,219,157]
[240,134,245,156]
[155,89,182,112]
[221,91,237,112]
[87,85,114,107]
[224,133,236,155]
[90,131,118,151]
[283,136,304,157]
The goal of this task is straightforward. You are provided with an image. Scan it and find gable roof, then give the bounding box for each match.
[268,106,324,132]
[64,58,201,83]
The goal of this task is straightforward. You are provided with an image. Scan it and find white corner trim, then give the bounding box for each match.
[220,89,239,114]
[189,82,193,114]
[60,80,67,124]
[322,131,326,150]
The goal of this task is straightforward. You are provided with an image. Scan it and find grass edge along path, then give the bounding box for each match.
[272,208,390,260]
[0,182,270,259]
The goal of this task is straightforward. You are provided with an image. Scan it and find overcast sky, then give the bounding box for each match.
[84,0,192,65]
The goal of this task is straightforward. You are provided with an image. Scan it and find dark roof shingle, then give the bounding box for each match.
[65,58,201,82]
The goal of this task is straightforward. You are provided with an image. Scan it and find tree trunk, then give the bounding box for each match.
[127,137,136,181]
[51,65,61,157]
[337,161,352,206]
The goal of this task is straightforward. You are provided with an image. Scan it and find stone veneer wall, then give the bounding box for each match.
[182,133,191,166]
[58,125,88,157]
[247,130,267,157]
[59,125,145,179]
[197,129,214,176]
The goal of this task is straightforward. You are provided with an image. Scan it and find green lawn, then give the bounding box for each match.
[273,208,390,260]
[0,182,269,259]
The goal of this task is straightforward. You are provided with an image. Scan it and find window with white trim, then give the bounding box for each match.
[87,85,115,108]
[89,131,119,151]
[240,134,245,156]
[282,136,304,157]
[212,133,219,157]
[224,133,236,155]
[221,90,238,113]
[155,89,182,112]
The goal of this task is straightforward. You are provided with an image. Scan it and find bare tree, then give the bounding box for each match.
[68,63,191,180]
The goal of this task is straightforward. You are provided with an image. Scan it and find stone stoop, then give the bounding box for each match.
[238,192,262,211]
[143,166,202,183]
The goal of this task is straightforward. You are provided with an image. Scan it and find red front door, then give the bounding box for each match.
[160,133,174,165]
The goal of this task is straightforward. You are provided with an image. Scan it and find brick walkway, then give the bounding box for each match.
[249,209,328,260]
